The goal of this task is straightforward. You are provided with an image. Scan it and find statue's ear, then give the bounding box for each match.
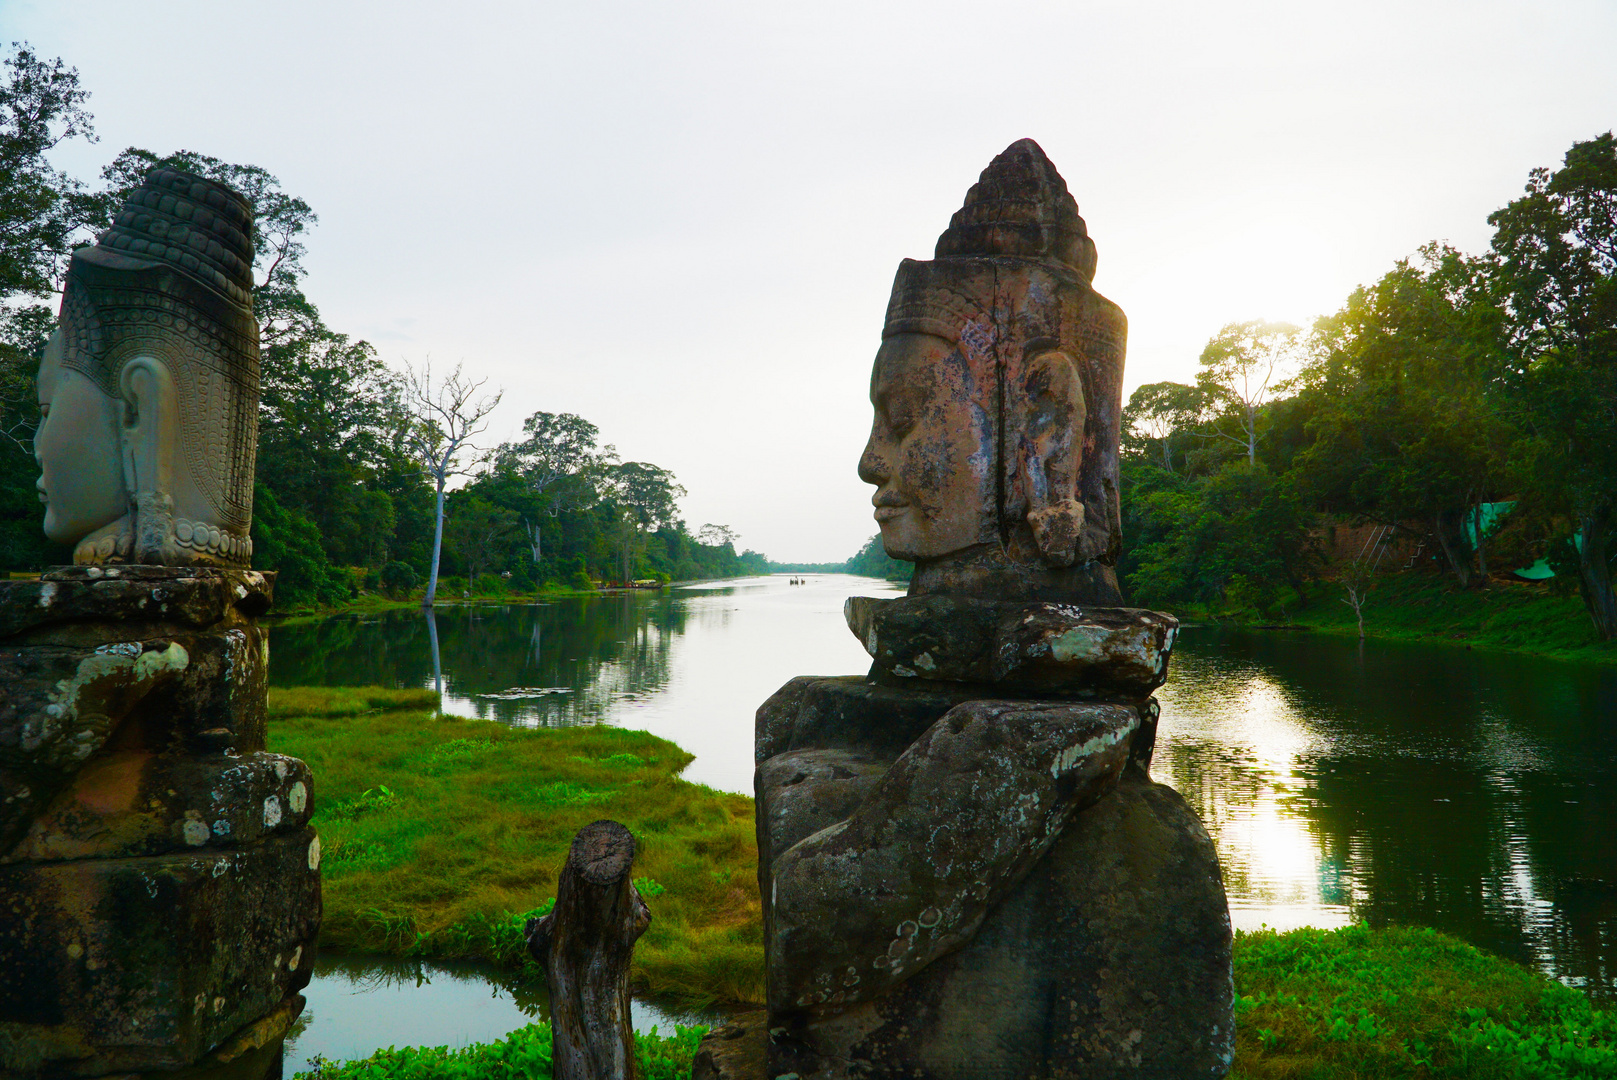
[118,355,180,563]
[1019,351,1086,567]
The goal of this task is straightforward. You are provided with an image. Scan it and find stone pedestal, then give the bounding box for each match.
[739,600,1233,1080]
[0,567,319,1079]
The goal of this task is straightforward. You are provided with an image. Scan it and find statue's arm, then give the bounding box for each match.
[765,699,1136,1013]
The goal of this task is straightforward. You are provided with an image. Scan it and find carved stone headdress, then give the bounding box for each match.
[58,168,260,566]
[883,139,1126,573]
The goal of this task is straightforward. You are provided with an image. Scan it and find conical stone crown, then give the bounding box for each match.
[934,138,1097,281]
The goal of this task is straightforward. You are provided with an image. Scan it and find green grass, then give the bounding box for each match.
[266,687,763,1008]
[1232,924,1617,1078]
[1288,572,1617,665]
[292,1022,705,1079]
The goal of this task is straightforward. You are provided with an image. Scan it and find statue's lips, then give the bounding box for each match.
[873,504,909,522]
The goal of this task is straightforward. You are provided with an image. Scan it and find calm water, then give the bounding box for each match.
[270,574,1617,1064]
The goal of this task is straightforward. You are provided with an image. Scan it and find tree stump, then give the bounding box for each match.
[526,820,652,1080]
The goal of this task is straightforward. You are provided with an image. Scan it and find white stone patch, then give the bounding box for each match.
[288,781,307,814]
[891,664,917,678]
[1048,722,1132,778]
[1049,625,1109,664]
[912,651,936,672]
[263,796,283,828]
[308,835,321,870]
[288,945,302,970]
[37,581,56,607]
[182,819,209,846]
[134,642,190,681]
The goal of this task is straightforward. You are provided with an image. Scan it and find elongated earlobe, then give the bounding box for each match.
[1019,351,1087,566]
[119,355,181,564]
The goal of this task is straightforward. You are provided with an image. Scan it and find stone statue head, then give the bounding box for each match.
[35,167,260,567]
[858,139,1127,603]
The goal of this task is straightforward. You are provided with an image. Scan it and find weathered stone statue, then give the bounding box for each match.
[701,141,1233,1080]
[0,168,319,1080]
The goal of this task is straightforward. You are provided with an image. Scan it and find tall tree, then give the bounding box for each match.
[496,411,612,566]
[1291,246,1516,588]
[1196,320,1302,466]
[1487,132,1617,638]
[602,462,684,583]
[403,361,502,607]
[1123,381,1208,473]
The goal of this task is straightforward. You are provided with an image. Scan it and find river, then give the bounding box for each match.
[269,573,1617,1066]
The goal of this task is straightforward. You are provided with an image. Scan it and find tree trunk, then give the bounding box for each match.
[1576,506,1617,642]
[1246,404,1257,466]
[424,480,446,607]
[1431,510,1474,588]
[526,821,652,1080]
[1472,504,1490,579]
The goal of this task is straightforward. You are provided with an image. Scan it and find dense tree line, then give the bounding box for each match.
[1119,133,1617,641]
[0,45,764,605]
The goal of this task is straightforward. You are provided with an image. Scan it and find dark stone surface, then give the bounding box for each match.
[4,750,312,864]
[768,772,1234,1080]
[0,570,318,1079]
[907,542,1125,607]
[691,1012,767,1080]
[0,828,321,1077]
[762,700,1137,1014]
[2,567,272,640]
[755,675,981,764]
[845,595,1177,696]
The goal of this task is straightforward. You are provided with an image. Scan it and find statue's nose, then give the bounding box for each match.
[857,440,886,487]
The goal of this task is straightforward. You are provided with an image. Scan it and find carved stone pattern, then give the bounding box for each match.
[60,283,258,532]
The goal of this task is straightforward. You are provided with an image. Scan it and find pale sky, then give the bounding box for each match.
[6,1,1615,561]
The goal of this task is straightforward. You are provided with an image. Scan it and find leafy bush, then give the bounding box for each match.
[294,1021,707,1080]
[252,483,348,609]
[381,560,418,599]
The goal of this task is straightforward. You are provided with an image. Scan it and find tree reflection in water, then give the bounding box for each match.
[270,593,691,727]
[1157,626,1617,1002]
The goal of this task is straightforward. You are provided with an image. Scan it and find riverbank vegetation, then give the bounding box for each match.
[0,46,768,608]
[294,1023,706,1080]
[266,687,763,1007]
[273,687,1617,1079]
[1109,133,1617,649]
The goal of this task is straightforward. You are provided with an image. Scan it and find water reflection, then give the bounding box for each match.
[272,593,691,727]
[284,954,700,1070]
[1159,627,1617,999]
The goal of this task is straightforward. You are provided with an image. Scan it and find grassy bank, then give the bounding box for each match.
[1232,924,1616,1078]
[266,687,762,1006]
[271,688,1617,1077]
[1186,571,1616,666]
[295,1023,705,1080]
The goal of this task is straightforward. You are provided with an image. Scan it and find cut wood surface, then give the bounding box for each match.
[526,819,652,1080]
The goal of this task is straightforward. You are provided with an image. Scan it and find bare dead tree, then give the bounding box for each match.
[401,360,502,607]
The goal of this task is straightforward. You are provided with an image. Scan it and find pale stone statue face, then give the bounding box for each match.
[35,330,127,544]
[858,331,996,561]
